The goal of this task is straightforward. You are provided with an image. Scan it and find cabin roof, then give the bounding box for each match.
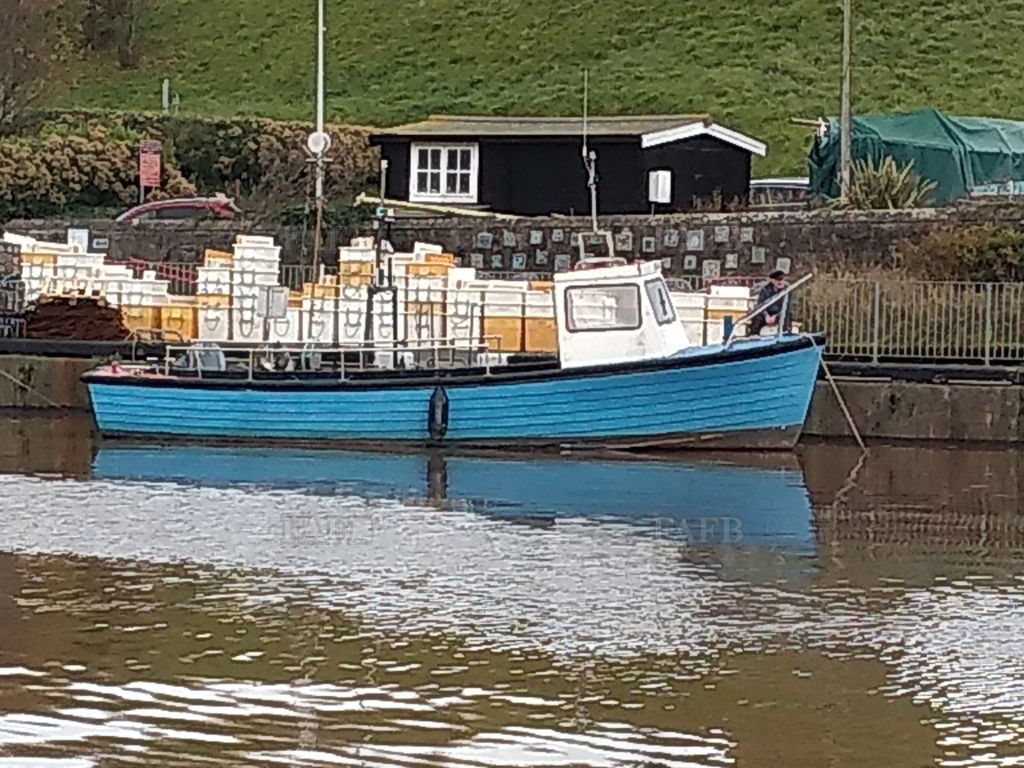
[371,114,766,155]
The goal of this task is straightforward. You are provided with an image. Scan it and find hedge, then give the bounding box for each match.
[1,109,380,221]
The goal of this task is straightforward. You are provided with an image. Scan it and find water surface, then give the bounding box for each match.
[2,412,1023,767]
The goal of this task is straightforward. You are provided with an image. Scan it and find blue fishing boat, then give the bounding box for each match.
[90,445,815,553]
[82,261,823,451]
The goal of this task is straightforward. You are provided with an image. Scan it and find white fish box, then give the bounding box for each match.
[197,278,231,295]
[101,280,128,296]
[710,285,753,298]
[449,267,477,283]
[337,246,376,261]
[231,285,260,303]
[303,297,337,344]
[338,304,366,343]
[198,266,231,283]
[231,268,279,287]
[100,266,134,280]
[233,259,281,276]
[232,307,263,343]
[55,254,104,269]
[412,241,444,258]
[235,234,276,246]
[233,244,281,263]
[121,289,144,307]
[525,291,554,318]
[268,308,303,344]
[22,280,43,302]
[198,307,231,342]
[303,296,337,313]
[404,276,446,305]
[306,309,335,344]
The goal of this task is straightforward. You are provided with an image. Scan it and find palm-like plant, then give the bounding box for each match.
[834,155,938,209]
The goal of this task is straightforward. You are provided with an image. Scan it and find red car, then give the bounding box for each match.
[115,196,242,223]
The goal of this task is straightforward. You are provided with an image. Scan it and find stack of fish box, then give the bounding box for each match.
[7,234,79,302]
[395,244,456,352]
[332,240,377,346]
[3,232,175,335]
[231,235,283,343]
[704,286,753,344]
[118,267,173,336]
[524,281,557,353]
[0,241,24,337]
[327,240,460,367]
[196,249,234,342]
[671,292,710,345]
[669,286,755,346]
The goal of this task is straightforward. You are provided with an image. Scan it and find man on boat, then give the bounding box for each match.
[748,270,790,335]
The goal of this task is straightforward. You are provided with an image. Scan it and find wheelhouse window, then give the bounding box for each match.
[645,278,677,325]
[565,284,642,332]
[410,143,479,203]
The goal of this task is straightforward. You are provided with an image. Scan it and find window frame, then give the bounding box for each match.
[409,142,480,204]
[644,278,677,326]
[564,283,643,334]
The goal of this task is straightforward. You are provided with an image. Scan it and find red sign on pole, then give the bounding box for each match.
[139,140,162,188]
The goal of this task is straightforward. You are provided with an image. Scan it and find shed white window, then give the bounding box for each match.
[410,143,479,203]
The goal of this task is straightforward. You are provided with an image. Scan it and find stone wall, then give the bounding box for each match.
[9,201,1024,277]
[805,379,1022,443]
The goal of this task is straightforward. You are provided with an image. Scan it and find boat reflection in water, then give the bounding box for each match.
[91,445,814,555]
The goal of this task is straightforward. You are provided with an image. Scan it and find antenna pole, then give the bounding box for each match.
[582,69,589,154]
[581,69,598,234]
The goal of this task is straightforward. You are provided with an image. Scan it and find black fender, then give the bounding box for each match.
[427,385,449,441]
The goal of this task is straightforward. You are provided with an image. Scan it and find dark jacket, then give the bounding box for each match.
[748,280,792,335]
[757,281,787,316]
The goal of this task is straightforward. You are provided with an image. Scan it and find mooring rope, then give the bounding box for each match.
[804,331,866,452]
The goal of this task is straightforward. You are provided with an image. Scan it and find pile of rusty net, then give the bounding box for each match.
[23,295,129,341]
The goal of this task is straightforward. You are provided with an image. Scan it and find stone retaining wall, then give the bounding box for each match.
[9,201,1024,277]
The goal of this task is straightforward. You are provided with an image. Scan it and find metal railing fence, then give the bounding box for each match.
[23,259,1024,366]
[799,279,1024,365]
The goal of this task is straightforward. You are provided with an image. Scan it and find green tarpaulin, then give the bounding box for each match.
[808,108,1024,205]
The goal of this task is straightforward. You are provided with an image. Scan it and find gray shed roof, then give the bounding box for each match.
[372,114,709,137]
[370,114,767,155]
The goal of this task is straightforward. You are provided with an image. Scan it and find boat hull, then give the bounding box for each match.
[83,335,824,451]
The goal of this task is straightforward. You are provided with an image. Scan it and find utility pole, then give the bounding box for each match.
[839,0,853,201]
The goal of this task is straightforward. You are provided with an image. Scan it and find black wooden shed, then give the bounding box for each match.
[369,114,766,216]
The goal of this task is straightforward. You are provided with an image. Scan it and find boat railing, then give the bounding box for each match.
[723,273,814,349]
[161,335,520,381]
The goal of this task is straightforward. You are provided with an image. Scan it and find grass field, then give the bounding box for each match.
[45,0,1024,175]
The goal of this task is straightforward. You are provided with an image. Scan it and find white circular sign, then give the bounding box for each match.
[306,131,331,155]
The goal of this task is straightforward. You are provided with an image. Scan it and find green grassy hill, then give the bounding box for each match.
[47,0,1024,175]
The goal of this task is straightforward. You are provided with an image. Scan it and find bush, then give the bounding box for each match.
[895,223,1024,281]
[834,155,937,210]
[0,109,380,221]
[0,119,195,219]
